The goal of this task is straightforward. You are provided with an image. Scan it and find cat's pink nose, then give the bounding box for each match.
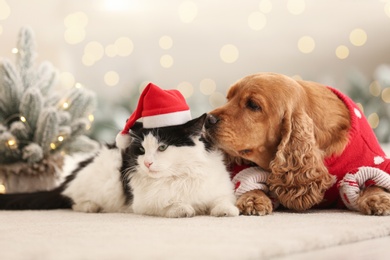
[144,161,153,168]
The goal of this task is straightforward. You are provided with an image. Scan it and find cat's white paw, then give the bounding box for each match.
[72,201,101,213]
[165,204,195,218]
[210,203,240,217]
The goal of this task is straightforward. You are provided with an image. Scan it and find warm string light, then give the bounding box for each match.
[3,114,27,125]
[50,134,66,151]
[19,115,32,133]
[62,101,70,109]
[6,138,17,149]
[75,82,83,88]
[1,115,29,151]
[59,83,87,109]
[0,183,6,194]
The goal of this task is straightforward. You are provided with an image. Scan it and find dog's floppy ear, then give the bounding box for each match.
[268,108,335,211]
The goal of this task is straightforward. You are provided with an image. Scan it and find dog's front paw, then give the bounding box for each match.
[210,203,239,217]
[357,186,390,216]
[165,203,195,218]
[236,189,272,216]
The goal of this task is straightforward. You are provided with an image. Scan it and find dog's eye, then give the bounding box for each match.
[246,99,261,111]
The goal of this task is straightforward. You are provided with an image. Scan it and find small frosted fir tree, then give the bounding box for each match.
[0,27,98,193]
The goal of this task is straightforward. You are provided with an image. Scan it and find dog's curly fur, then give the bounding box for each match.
[205,72,390,215]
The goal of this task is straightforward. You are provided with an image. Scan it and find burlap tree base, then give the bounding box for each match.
[0,153,64,193]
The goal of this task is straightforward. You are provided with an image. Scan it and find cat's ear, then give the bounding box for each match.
[184,113,207,133]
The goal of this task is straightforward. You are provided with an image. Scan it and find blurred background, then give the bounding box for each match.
[1,0,390,142]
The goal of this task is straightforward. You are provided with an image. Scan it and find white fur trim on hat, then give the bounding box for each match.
[143,110,191,128]
[116,132,132,150]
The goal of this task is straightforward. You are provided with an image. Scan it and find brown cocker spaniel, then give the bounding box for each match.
[205,72,390,216]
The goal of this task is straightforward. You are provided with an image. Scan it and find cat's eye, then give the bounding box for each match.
[158,144,168,151]
[139,147,145,153]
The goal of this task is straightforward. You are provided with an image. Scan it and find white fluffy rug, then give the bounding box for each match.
[1,209,390,260]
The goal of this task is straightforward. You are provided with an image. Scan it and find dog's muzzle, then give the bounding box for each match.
[205,114,220,129]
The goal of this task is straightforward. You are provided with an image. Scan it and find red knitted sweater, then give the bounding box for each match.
[320,87,390,208]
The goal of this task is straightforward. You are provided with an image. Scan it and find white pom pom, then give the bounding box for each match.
[115,132,132,150]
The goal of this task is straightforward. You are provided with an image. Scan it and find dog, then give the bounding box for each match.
[205,72,390,216]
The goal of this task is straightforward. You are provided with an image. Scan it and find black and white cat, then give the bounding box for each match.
[0,114,239,218]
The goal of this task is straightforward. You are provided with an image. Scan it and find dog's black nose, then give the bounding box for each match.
[205,114,219,129]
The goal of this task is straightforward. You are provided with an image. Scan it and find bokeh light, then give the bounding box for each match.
[385,2,390,18]
[84,41,104,63]
[349,28,367,46]
[177,81,194,98]
[82,53,95,67]
[59,72,75,89]
[75,83,83,89]
[368,113,379,129]
[159,35,173,50]
[88,114,95,122]
[0,0,11,20]
[64,12,88,45]
[287,0,305,15]
[105,44,117,57]
[369,81,381,97]
[248,12,267,31]
[160,54,174,68]
[259,0,272,13]
[382,88,390,103]
[178,1,198,23]
[335,45,349,59]
[115,37,134,57]
[298,36,315,53]
[209,92,226,108]
[220,44,239,63]
[64,12,88,28]
[200,79,217,95]
[64,28,86,45]
[356,103,364,113]
[0,184,5,194]
[104,71,120,86]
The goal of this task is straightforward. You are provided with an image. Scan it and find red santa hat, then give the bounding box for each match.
[116,82,191,149]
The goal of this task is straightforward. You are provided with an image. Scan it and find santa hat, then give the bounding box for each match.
[116,82,191,149]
